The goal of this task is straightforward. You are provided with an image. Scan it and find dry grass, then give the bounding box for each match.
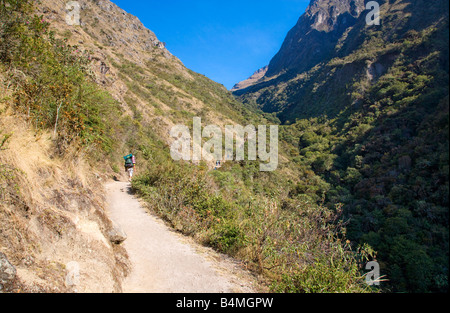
[0,85,130,292]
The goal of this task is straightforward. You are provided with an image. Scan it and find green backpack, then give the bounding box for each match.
[124,154,134,167]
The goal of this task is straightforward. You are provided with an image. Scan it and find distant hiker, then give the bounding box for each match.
[124,154,136,181]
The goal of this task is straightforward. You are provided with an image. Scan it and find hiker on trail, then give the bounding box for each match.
[124,154,136,181]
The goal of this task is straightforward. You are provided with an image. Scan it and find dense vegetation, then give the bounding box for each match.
[237,0,449,292]
[132,152,377,292]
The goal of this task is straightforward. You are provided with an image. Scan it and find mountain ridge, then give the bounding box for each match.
[232,0,366,94]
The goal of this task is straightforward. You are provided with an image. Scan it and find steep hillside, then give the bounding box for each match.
[234,0,448,122]
[234,0,449,292]
[38,0,263,151]
[0,0,132,292]
[0,109,130,292]
[1,0,378,293]
[265,0,365,79]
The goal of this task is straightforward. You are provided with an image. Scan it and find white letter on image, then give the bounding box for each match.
[192,117,202,161]
[225,125,257,161]
[66,1,81,26]
[365,261,381,286]
[202,125,223,162]
[170,125,191,161]
[258,125,279,172]
[366,1,380,26]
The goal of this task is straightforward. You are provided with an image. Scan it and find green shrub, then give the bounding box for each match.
[133,157,373,292]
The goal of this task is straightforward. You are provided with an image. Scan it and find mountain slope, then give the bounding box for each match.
[266,0,365,78]
[38,0,262,148]
[234,0,449,292]
[234,0,448,121]
[231,66,268,92]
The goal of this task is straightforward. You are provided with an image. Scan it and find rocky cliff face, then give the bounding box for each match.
[233,0,448,122]
[265,0,365,78]
[232,0,365,93]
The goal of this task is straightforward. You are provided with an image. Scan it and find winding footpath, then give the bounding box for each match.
[105,181,257,293]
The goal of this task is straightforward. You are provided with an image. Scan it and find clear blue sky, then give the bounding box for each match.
[110,0,309,90]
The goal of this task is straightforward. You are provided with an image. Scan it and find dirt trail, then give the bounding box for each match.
[105,181,258,293]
